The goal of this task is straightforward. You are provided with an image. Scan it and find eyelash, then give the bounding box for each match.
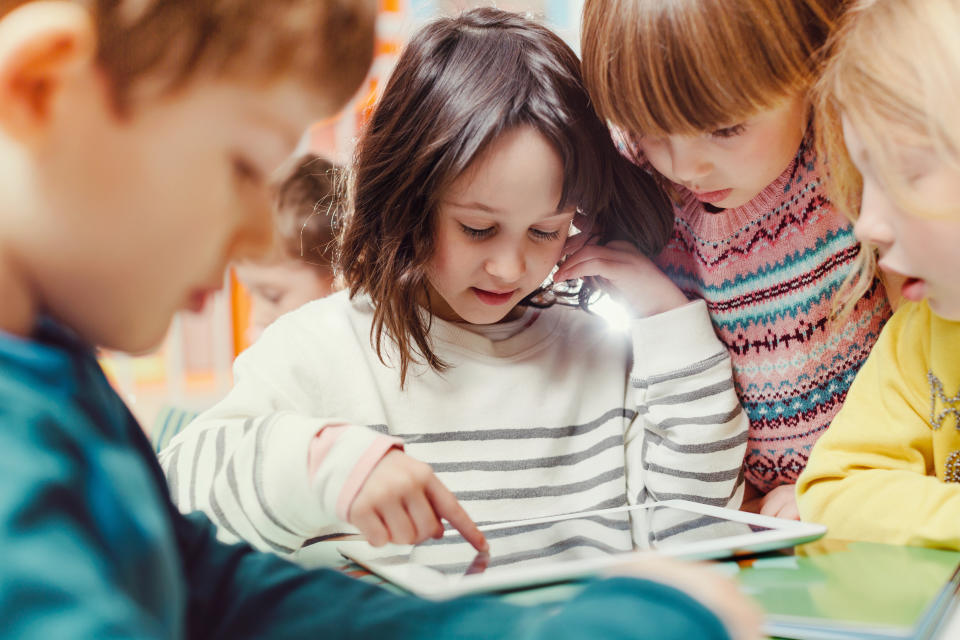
[459,224,561,242]
[231,155,262,184]
[460,224,494,239]
[711,124,746,139]
[531,229,561,241]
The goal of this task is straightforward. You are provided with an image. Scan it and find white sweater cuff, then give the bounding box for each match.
[630,299,725,378]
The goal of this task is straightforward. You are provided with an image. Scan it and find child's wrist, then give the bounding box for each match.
[628,288,690,318]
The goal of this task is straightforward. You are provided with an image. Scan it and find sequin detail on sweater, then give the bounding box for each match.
[654,139,892,492]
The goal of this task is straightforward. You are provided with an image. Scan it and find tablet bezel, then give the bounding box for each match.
[337,499,827,599]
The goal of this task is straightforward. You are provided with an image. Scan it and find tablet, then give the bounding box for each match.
[337,499,827,599]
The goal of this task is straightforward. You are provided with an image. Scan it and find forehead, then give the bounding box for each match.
[444,127,565,206]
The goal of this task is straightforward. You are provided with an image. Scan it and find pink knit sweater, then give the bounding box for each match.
[654,138,892,493]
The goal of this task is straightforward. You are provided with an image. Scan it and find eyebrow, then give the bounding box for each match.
[447,201,574,218]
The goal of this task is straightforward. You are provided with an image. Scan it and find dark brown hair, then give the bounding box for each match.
[0,0,377,115]
[272,154,340,273]
[581,0,842,140]
[338,7,673,386]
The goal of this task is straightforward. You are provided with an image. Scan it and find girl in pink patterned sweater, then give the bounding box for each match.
[581,0,892,518]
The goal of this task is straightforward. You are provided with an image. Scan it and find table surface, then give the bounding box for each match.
[294,536,960,639]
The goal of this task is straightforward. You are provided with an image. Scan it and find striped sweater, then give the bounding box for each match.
[159,291,747,555]
[654,138,892,494]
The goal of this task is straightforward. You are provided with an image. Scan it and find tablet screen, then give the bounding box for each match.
[369,503,776,578]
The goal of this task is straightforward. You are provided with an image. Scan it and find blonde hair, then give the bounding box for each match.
[581,0,841,140]
[816,0,960,312]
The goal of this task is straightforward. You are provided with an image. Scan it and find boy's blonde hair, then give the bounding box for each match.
[581,0,841,140]
[0,0,376,114]
[816,0,960,309]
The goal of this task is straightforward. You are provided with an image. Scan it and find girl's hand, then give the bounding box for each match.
[348,449,488,552]
[554,240,688,318]
[742,483,800,520]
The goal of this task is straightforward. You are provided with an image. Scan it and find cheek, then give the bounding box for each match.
[429,228,473,280]
[530,242,565,278]
[921,222,960,272]
[637,142,669,173]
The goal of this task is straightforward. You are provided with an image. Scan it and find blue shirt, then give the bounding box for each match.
[0,318,730,639]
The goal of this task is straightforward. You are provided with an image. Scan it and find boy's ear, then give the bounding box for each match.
[0,2,95,142]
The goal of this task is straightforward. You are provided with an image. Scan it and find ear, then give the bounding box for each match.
[0,2,95,141]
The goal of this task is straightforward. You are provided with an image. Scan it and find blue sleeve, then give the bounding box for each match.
[177,513,731,640]
[0,391,730,640]
[0,413,174,639]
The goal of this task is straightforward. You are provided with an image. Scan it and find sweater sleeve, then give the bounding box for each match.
[796,304,960,548]
[625,300,748,509]
[158,328,399,555]
[0,416,173,639]
[177,511,732,640]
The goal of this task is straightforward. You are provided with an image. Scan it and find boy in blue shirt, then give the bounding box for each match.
[0,1,759,638]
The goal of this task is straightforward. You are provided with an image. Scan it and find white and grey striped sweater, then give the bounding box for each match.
[159,292,747,555]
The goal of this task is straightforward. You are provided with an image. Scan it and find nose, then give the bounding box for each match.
[853,181,896,251]
[483,239,526,283]
[668,137,712,184]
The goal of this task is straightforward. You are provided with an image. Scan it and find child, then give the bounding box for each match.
[796,0,960,549]
[161,8,748,559]
[580,0,893,519]
[234,153,341,344]
[0,1,761,638]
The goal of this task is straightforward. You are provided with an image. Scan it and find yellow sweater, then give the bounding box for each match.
[797,300,960,549]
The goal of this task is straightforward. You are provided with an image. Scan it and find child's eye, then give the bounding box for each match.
[231,154,263,184]
[530,228,562,242]
[459,223,494,239]
[710,124,747,139]
[256,287,284,304]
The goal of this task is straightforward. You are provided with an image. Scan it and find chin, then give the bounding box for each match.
[928,297,960,322]
[101,317,171,356]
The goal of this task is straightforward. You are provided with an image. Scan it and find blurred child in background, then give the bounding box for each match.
[234,153,341,344]
[797,0,960,549]
[580,0,892,519]
[0,1,760,638]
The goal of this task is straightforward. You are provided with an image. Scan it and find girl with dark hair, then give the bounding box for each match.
[164,8,748,566]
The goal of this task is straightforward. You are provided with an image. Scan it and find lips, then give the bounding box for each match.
[900,276,926,303]
[471,287,516,306]
[185,288,218,313]
[878,263,926,304]
[691,188,732,204]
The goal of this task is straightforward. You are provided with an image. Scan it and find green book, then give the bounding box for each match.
[717,539,960,640]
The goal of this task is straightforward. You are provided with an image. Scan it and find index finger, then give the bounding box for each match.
[425,478,488,552]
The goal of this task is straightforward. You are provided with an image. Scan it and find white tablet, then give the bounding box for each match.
[337,499,826,599]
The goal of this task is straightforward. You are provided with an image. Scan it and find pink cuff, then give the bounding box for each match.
[307,425,350,478]
[306,425,404,522]
[335,435,404,521]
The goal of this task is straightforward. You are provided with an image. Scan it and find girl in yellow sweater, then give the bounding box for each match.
[796,0,960,548]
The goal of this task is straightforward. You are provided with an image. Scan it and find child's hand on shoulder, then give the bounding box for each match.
[554,239,688,318]
[348,449,488,551]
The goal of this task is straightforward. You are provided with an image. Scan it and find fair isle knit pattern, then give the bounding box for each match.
[654,138,892,493]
